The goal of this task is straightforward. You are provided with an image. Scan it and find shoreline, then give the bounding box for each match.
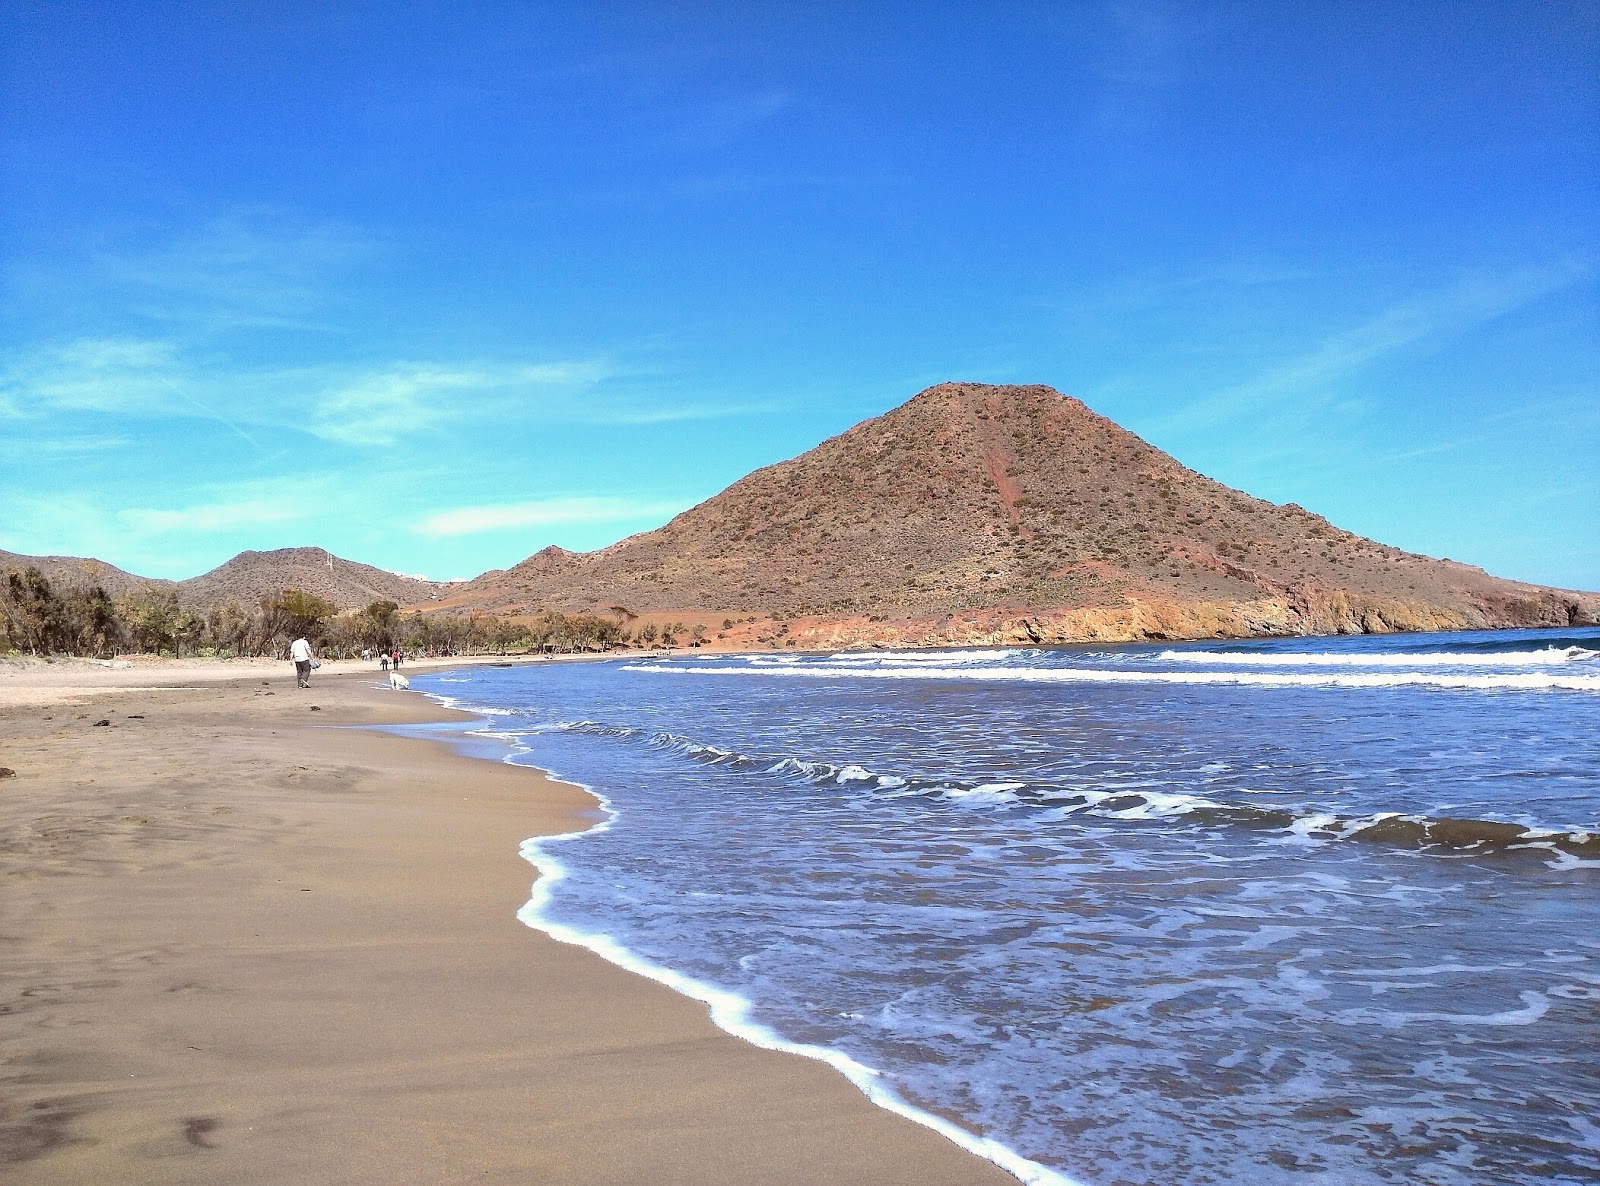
[415,684,1077,1186]
[0,662,1017,1183]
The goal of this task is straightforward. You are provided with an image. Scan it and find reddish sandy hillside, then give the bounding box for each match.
[441,383,1598,645]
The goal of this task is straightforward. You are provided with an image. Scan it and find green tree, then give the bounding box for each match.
[269,589,338,644]
[117,585,183,655]
[2,567,63,655]
[63,586,123,656]
[358,599,400,650]
[205,600,253,656]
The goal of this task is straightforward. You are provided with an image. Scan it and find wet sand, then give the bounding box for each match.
[0,662,1015,1184]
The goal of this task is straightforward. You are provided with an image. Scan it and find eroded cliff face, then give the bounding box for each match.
[772,585,1600,650]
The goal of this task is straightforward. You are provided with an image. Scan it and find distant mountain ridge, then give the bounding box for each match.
[0,546,444,613]
[7,383,1596,645]
[179,547,446,611]
[0,550,172,601]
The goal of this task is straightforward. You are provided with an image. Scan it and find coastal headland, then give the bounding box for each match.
[0,658,1016,1185]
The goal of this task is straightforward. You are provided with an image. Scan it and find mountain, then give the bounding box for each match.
[0,546,443,612]
[442,382,1598,645]
[6,383,1593,646]
[0,550,174,600]
[176,548,446,611]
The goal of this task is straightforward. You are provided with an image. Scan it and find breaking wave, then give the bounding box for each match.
[1156,646,1599,668]
[626,660,1600,693]
[550,720,1600,863]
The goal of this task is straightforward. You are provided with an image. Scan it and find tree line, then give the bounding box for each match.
[0,566,663,659]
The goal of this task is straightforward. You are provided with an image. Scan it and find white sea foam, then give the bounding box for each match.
[406,687,1082,1186]
[827,648,1031,665]
[1156,646,1599,668]
[624,661,1600,693]
[513,799,1083,1186]
[1334,990,1552,1028]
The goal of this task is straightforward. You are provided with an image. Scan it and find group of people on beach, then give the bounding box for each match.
[365,647,403,672]
[289,641,405,688]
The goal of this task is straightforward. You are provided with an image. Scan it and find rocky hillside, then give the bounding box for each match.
[1,546,443,613]
[177,548,445,611]
[0,550,173,600]
[442,382,1598,645]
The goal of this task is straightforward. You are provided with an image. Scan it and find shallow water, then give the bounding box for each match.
[418,627,1600,1186]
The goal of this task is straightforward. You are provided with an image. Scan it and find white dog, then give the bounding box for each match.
[388,670,410,690]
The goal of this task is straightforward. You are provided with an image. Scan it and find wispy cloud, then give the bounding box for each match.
[415,495,683,538]
[0,336,186,418]
[1149,262,1593,436]
[0,338,636,446]
[307,360,614,446]
[120,498,303,534]
[657,89,792,154]
[94,209,378,333]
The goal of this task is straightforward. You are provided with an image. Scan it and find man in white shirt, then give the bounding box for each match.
[290,636,315,688]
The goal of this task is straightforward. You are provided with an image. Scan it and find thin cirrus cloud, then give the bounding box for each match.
[16,209,382,335]
[0,338,616,437]
[0,337,186,417]
[1146,262,1593,437]
[307,359,617,446]
[1,333,762,449]
[119,499,304,535]
[415,496,686,538]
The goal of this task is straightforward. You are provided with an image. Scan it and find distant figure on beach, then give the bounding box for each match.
[361,647,371,662]
[380,652,389,673]
[289,636,315,689]
[392,649,403,668]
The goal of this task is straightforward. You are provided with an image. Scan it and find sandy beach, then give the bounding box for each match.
[0,659,1014,1184]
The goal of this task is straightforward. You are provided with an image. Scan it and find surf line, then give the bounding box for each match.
[413,686,1082,1184]
[625,662,1600,693]
[428,704,1088,1184]
[513,811,1083,1186]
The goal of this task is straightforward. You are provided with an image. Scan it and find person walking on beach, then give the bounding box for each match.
[290,636,316,689]
[379,652,389,673]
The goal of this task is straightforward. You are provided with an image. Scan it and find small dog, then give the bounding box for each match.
[388,670,410,690]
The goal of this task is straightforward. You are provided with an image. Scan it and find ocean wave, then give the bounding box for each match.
[560,719,1600,863]
[624,661,1600,693]
[825,648,1035,665]
[1156,646,1599,668]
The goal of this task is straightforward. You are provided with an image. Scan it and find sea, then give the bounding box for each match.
[411,626,1600,1186]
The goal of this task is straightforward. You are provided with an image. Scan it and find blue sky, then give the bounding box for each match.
[2,2,1596,589]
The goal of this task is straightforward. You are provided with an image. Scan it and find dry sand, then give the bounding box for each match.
[0,661,1015,1184]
